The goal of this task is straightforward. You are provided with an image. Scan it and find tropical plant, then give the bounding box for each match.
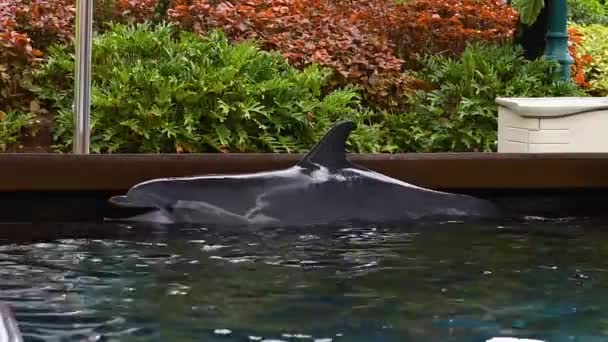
[0,110,34,152]
[31,23,371,153]
[381,43,585,152]
[511,0,546,25]
[568,0,608,25]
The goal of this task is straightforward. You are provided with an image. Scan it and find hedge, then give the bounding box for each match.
[0,0,588,153]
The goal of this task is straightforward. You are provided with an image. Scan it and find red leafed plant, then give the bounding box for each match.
[12,0,161,50]
[568,27,592,88]
[13,0,76,50]
[1,1,43,112]
[166,0,519,112]
[385,0,519,68]
[167,0,422,112]
[113,0,159,23]
[0,1,18,32]
[1,0,163,113]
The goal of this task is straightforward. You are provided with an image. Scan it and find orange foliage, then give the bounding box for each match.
[568,27,592,88]
[114,0,159,23]
[1,1,43,111]
[167,0,419,112]
[9,0,160,50]
[167,0,519,111]
[385,0,519,67]
[13,0,76,49]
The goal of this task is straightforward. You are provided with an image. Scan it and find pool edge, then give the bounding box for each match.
[2,152,608,191]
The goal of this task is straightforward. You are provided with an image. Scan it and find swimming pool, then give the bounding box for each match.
[0,217,605,342]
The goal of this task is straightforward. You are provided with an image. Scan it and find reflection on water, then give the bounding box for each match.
[0,218,607,341]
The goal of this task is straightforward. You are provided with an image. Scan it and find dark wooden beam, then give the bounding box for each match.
[1,153,608,191]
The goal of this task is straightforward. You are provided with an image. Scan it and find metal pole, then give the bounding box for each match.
[73,0,93,154]
[543,0,573,82]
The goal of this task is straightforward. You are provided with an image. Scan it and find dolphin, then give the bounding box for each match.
[108,121,499,227]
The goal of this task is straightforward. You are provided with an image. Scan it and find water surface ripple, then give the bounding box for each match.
[0,219,606,341]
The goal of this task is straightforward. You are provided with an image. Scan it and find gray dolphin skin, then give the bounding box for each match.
[108,121,499,226]
[0,303,23,342]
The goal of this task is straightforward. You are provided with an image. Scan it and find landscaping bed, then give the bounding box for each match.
[0,0,605,154]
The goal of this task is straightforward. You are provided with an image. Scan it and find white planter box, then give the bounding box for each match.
[496,97,608,153]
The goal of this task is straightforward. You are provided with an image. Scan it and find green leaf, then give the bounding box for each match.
[518,0,546,25]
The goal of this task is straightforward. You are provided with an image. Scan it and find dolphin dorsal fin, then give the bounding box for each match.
[297,121,356,170]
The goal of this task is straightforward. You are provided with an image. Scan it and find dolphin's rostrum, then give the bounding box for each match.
[108,121,499,226]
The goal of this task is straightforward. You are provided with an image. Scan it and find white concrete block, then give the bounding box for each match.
[496,97,608,153]
[502,141,528,152]
[503,127,529,143]
[528,129,570,144]
[498,106,540,130]
[528,143,569,153]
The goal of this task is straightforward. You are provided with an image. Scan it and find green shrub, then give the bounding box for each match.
[511,0,608,26]
[380,43,585,152]
[31,23,373,153]
[0,110,34,152]
[568,0,608,25]
[571,24,608,96]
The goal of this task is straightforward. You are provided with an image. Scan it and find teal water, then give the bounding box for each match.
[0,218,607,342]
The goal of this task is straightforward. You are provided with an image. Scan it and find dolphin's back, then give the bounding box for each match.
[259,171,495,225]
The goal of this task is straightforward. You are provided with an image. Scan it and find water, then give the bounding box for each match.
[0,218,607,342]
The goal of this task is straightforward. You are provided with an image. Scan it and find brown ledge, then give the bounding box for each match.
[1,152,608,192]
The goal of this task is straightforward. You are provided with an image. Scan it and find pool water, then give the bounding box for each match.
[1,218,607,342]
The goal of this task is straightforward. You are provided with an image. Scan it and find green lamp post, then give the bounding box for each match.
[543,0,574,81]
